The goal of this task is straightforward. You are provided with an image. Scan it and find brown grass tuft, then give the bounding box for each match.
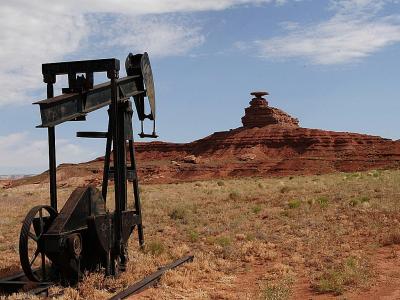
[0,170,400,298]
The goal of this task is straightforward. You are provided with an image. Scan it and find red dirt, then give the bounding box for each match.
[291,245,400,299]
[130,246,400,299]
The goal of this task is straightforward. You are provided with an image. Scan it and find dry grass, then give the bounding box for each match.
[0,169,400,299]
[261,276,293,300]
[312,257,371,295]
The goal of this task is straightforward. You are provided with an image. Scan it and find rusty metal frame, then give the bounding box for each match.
[34,55,149,278]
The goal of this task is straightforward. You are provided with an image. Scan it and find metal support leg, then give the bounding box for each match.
[48,127,57,211]
[108,70,127,272]
[101,115,112,202]
[129,140,144,247]
[46,82,57,211]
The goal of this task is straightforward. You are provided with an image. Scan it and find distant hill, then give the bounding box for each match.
[0,174,33,180]
[7,92,400,187]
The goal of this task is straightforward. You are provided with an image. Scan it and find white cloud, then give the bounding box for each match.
[252,0,400,64]
[0,3,88,106]
[330,0,387,14]
[0,0,283,106]
[90,15,205,58]
[0,132,97,174]
[56,0,279,15]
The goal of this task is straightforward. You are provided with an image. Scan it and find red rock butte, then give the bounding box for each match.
[128,91,400,183]
[241,91,299,128]
[13,91,400,186]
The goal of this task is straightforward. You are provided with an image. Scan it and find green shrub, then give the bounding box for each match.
[228,191,240,201]
[350,196,369,207]
[188,230,199,242]
[314,257,369,295]
[169,207,187,221]
[368,170,380,177]
[262,277,293,300]
[215,236,233,258]
[280,186,290,193]
[288,199,301,209]
[217,180,225,186]
[146,241,165,256]
[316,197,329,207]
[349,199,358,207]
[280,210,290,218]
[381,230,400,246]
[215,236,231,247]
[252,205,262,214]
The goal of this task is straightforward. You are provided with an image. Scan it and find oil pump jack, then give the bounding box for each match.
[19,52,157,283]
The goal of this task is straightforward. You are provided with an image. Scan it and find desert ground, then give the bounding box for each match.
[1,169,400,299]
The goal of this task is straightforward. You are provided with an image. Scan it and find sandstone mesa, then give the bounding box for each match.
[8,91,400,186]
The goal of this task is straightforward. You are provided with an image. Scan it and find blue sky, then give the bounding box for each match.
[0,0,399,174]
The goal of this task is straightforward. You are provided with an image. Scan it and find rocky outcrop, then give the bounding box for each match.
[128,125,400,183]
[127,91,400,183]
[241,92,299,128]
[12,91,400,186]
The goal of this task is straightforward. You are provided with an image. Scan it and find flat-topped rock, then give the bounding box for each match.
[10,89,400,187]
[241,91,299,128]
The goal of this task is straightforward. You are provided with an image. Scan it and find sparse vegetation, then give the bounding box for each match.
[279,186,290,193]
[288,199,301,209]
[381,229,400,246]
[252,205,262,214]
[215,236,232,247]
[145,240,165,256]
[261,277,293,300]
[228,191,241,201]
[169,206,187,222]
[188,229,199,242]
[0,169,400,299]
[313,257,370,295]
[350,196,370,207]
[316,196,329,207]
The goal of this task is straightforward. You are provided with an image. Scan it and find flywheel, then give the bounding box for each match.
[19,205,57,282]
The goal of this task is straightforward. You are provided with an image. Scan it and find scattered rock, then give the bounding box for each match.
[242,91,299,128]
[1,181,12,189]
[235,234,246,241]
[291,254,305,264]
[171,160,181,166]
[239,153,256,161]
[183,155,200,164]
[341,243,351,252]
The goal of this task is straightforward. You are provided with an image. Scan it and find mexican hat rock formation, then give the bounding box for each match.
[128,91,400,183]
[13,91,400,186]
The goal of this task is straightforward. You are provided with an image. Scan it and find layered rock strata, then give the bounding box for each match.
[127,126,400,183]
[130,92,400,182]
[241,91,299,128]
[12,91,400,186]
